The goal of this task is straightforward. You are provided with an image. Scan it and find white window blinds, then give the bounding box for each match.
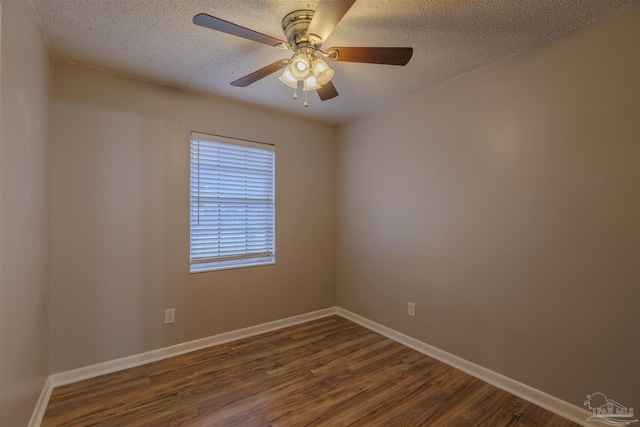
[190,132,275,272]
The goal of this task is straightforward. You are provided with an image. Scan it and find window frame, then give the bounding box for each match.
[189,131,276,273]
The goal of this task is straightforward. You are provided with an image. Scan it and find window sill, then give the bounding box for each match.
[190,256,275,273]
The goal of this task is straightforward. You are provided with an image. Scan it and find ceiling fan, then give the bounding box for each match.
[193,0,413,107]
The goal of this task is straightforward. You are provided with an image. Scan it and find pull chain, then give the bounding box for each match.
[293,86,298,99]
[304,90,308,107]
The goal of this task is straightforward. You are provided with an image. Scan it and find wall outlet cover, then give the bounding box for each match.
[164,309,175,324]
[408,302,416,317]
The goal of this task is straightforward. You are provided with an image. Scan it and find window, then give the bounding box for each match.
[190,132,275,272]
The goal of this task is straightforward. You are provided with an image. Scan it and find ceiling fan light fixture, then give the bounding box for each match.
[303,75,321,91]
[312,57,334,85]
[289,53,311,80]
[279,67,297,88]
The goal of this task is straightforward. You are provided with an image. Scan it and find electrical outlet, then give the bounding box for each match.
[164,308,175,324]
[408,302,416,317]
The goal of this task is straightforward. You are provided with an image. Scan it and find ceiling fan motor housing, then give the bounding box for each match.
[282,10,316,47]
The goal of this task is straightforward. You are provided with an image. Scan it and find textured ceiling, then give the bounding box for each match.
[30,0,637,125]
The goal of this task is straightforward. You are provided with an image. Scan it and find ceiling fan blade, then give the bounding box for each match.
[317,80,339,101]
[305,0,356,44]
[327,47,413,65]
[193,13,287,47]
[231,60,288,87]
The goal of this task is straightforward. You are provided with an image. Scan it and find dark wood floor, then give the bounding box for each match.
[43,316,579,426]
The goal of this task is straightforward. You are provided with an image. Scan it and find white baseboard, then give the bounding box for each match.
[28,376,53,427]
[336,307,593,427]
[30,306,593,427]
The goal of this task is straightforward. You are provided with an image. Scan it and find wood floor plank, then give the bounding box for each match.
[42,316,581,427]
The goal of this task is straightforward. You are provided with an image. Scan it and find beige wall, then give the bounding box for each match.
[0,0,51,425]
[337,5,639,412]
[50,61,337,372]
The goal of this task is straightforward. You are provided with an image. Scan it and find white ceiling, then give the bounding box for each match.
[30,0,637,126]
